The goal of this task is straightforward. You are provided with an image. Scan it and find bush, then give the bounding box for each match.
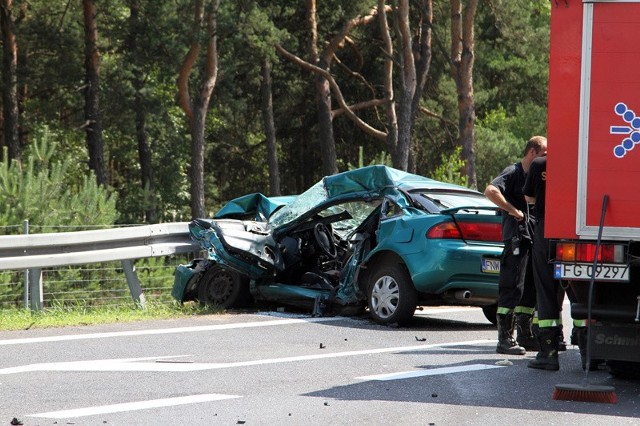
[0,127,118,234]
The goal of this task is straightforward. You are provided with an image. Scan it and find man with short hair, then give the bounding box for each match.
[484,136,547,355]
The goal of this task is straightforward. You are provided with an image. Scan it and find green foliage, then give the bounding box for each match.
[0,298,217,331]
[7,0,552,221]
[475,126,522,190]
[0,127,118,234]
[474,101,548,189]
[347,146,392,170]
[432,146,468,187]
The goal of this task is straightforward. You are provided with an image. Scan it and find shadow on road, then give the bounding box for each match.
[303,352,640,418]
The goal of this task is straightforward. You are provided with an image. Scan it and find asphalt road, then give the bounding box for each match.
[0,306,638,425]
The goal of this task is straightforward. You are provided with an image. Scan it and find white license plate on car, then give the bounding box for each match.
[553,263,629,281]
[482,258,500,274]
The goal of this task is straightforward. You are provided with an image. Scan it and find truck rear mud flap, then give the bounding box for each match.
[588,323,640,363]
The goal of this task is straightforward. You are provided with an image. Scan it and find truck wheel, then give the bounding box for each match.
[482,304,498,325]
[198,265,251,308]
[367,263,417,326]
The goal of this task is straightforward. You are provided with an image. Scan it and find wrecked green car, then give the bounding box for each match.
[173,165,504,325]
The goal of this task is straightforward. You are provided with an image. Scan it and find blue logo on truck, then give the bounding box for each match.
[610,102,640,158]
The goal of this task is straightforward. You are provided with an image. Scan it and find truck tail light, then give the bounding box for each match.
[427,221,502,242]
[555,242,625,263]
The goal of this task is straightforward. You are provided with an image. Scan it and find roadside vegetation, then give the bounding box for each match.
[0,301,221,332]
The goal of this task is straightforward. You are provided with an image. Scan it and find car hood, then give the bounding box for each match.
[215,193,296,221]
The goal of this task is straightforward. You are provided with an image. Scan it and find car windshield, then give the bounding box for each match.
[268,180,328,228]
[411,190,497,212]
[317,200,382,238]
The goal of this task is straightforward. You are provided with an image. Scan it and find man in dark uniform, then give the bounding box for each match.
[484,136,547,355]
[522,154,563,369]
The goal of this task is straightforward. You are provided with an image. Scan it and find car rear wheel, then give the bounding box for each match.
[197,265,251,308]
[367,263,417,326]
[482,304,498,325]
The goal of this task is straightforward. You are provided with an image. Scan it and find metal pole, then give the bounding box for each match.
[28,268,43,311]
[122,259,146,309]
[23,219,29,309]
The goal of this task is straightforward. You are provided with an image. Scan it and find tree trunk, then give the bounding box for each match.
[377,0,432,173]
[190,108,206,218]
[0,0,20,161]
[378,0,398,168]
[408,0,433,173]
[315,67,337,176]
[450,0,477,188]
[395,0,416,171]
[260,58,280,196]
[177,0,220,219]
[412,0,433,127]
[134,85,156,222]
[82,0,107,186]
[127,0,156,222]
[307,0,337,176]
[277,4,389,169]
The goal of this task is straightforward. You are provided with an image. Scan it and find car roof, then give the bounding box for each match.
[323,165,477,198]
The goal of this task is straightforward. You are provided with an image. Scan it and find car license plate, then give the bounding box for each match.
[482,258,500,274]
[553,263,630,282]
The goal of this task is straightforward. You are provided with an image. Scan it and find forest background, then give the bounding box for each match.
[0,0,550,231]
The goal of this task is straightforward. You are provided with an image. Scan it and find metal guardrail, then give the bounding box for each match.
[0,222,201,310]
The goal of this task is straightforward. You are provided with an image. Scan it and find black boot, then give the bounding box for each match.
[557,327,567,352]
[575,327,600,371]
[496,312,526,355]
[515,313,539,351]
[528,327,560,371]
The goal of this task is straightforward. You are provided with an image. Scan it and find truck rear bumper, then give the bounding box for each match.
[571,303,637,322]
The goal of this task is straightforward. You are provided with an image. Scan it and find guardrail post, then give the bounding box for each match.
[122,259,146,309]
[23,220,29,309]
[28,268,43,311]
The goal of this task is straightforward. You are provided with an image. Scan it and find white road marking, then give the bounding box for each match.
[0,339,495,375]
[0,316,344,346]
[28,393,241,419]
[414,307,478,315]
[0,306,492,346]
[356,363,505,381]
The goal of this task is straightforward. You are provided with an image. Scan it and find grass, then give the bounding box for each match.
[0,300,223,331]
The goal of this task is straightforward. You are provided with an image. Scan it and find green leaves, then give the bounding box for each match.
[0,127,118,234]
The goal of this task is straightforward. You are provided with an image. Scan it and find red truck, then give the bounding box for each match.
[547,0,640,377]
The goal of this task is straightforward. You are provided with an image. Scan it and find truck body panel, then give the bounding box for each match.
[548,0,640,239]
[547,0,640,373]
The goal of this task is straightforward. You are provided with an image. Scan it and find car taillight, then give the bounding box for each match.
[555,242,625,263]
[427,222,461,239]
[427,221,502,242]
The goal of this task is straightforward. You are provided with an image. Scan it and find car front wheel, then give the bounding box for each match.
[367,263,417,326]
[197,265,251,308]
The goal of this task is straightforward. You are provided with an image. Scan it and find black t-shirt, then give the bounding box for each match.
[490,162,527,240]
[522,156,546,220]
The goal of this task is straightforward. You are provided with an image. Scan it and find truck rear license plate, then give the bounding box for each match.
[554,263,629,281]
[482,258,500,274]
